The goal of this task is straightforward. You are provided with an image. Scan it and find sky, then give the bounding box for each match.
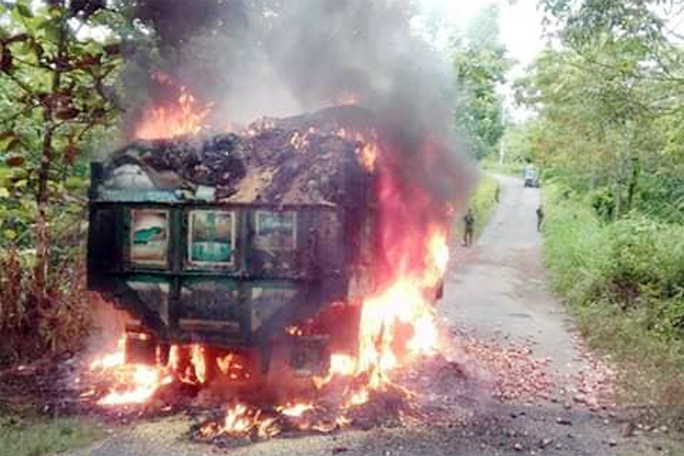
[417,0,545,69]
[416,0,546,120]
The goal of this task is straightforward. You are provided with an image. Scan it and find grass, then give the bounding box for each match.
[541,182,684,429]
[0,408,103,456]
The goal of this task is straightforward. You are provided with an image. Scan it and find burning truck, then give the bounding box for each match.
[87,105,450,389]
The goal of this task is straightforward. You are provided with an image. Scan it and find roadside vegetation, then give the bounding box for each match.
[480,157,525,179]
[469,174,499,240]
[507,0,684,428]
[0,0,124,367]
[543,183,684,424]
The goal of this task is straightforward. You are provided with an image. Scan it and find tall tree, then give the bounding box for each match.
[0,0,123,303]
[452,3,510,159]
[514,0,684,221]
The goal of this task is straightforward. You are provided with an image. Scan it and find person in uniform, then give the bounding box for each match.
[463,208,474,247]
[536,205,544,232]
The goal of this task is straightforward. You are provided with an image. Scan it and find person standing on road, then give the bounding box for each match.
[536,205,544,232]
[463,208,474,247]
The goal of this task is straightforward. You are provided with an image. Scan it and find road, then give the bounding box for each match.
[443,174,585,375]
[67,175,672,456]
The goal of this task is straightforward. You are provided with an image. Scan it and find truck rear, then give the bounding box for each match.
[88,111,380,380]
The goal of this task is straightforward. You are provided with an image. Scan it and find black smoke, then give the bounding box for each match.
[120,0,472,202]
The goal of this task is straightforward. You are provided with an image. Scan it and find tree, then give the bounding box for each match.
[514,0,684,221]
[0,0,123,341]
[452,3,510,159]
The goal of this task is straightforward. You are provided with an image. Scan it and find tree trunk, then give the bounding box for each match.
[34,126,53,300]
[625,155,640,214]
[33,15,66,315]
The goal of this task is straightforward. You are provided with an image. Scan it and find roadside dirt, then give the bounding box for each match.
[59,175,679,456]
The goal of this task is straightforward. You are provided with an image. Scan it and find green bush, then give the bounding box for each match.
[543,181,684,425]
[608,216,684,300]
[590,187,615,221]
[543,185,612,304]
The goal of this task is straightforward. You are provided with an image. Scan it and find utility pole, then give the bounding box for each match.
[499,104,506,166]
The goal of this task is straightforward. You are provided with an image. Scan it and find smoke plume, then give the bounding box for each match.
[122,0,472,202]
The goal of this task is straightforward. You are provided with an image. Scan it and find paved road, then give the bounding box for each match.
[67,175,672,456]
[443,175,585,374]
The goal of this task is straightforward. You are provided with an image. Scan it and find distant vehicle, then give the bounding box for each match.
[523,164,540,188]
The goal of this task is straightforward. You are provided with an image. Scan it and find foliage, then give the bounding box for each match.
[523,0,684,425]
[0,0,123,241]
[0,243,91,365]
[470,174,500,239]
[542,182,684,425]
[0,0,125,365]
[480,155,526,177]
[451,3,510,159]
[515,0,684,222]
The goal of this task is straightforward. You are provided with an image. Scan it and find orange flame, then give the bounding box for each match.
[97,366,173,406]
[89,335,173,406]
[335,128,379,172]
[337,92,361,106]
[277,402,315,417]
[190,344,208,384]
[135,86,213,140]
[88,339,219,406]
[200,403,279,440]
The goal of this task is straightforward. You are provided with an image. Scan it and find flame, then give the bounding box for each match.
[337,92,361,106]
[88,338,217,406]
[428,228,449,276]
[169,344,181,371]
[285,325,304,337]
[89,335,173,406]
[345,388,369,408]
[329,353,356,377]
[216,352,250,381]
[349,137,449,390]
[90,336,125,371]
[190,344,208,385]
[97,366,173,406]
[356,278,438,388]
[335,128,379,172]
[135,85,212,140]
[200,403,279,440]
[277,402,315,417]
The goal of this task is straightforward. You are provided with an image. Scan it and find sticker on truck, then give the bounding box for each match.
[188,210,236,267]
[130,209,169,266]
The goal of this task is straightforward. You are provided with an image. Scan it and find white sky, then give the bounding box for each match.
[418,0,545,69]
[417,0,546,121]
